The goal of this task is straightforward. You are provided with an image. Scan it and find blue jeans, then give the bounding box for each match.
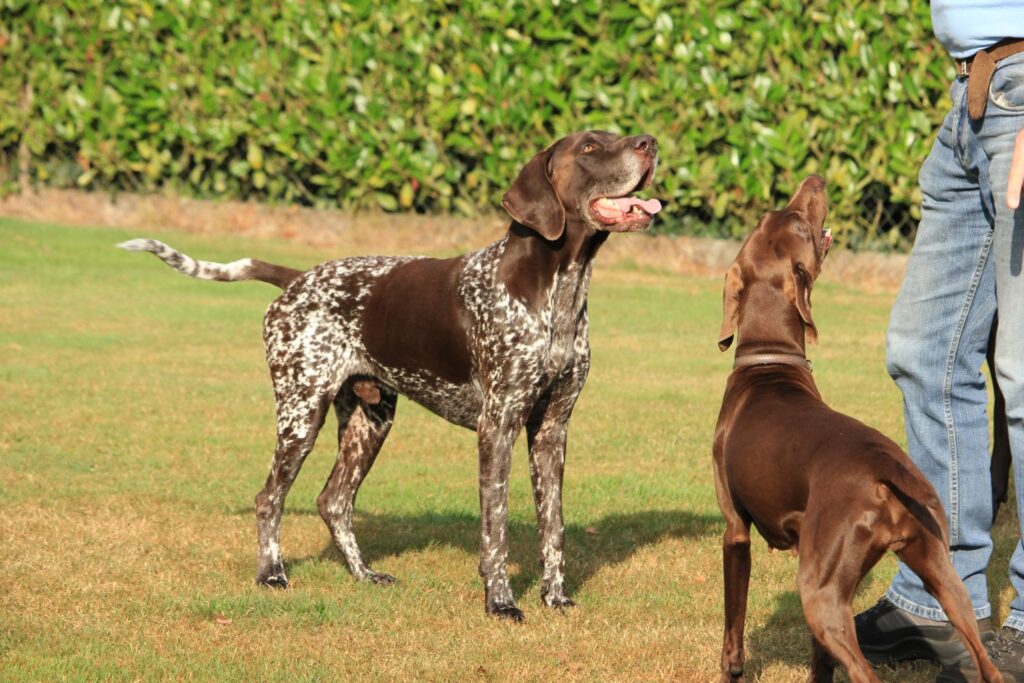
[885,52,1024,629]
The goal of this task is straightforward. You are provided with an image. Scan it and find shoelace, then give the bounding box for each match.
[856,599,897,631]
[861,599,889,619]
[990,628,1024,659]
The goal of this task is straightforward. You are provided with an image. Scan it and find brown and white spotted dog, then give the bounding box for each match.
[119,131,661,621]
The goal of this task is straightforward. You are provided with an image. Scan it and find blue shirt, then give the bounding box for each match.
[931,0,1024,58]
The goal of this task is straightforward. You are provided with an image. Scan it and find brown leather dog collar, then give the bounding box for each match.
[957,37,1024,120]
[733,353,812,372]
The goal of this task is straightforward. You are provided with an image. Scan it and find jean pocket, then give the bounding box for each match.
[989,52,1024,112]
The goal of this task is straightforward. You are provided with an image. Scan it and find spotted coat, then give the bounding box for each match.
[119,130,660,621]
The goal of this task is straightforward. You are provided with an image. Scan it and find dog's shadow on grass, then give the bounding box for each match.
[280,507,721,599]
[743,590,812,679]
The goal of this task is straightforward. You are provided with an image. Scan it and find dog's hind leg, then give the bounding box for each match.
[255,389,333,588]
[798,583,877,682]
[898,531,1002,682]
[796,511,884,683]
[317,379,398,585]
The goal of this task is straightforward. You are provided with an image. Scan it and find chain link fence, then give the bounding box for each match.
[852,181,919,251]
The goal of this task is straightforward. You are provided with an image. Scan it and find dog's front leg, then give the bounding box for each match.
[720,522,752,682]
[713,449,752,682]
[526,359,588,609]
[526,416,572,609]
[477,407,526,622]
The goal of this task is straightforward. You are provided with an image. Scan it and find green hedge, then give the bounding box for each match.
[0,0,948,248]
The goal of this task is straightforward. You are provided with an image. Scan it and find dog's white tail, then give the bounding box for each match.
[117,238,255,281]
[117,238,303,289]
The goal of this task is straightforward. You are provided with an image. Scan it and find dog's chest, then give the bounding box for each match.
[463,244,590,386]
[542,265,591,375]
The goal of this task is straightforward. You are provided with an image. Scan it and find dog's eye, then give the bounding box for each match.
[581,144,595,153]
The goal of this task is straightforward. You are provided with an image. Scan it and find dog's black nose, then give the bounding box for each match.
[632,135,658,156]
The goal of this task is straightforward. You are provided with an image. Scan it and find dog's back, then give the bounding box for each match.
[718,365,946,556]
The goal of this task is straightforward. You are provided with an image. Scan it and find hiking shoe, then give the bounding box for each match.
[854,598,993,665]
[937,626,1024,683]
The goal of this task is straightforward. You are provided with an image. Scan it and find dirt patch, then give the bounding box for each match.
[0,188,907,291]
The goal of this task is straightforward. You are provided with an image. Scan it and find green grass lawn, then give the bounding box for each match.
[0,218,1016,682]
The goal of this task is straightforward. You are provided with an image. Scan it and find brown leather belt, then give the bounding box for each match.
[956,37,1024,120]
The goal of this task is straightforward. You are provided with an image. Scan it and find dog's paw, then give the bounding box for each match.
[543,595,576,610]
[257,573,289,589]
[489,604,526,623]
[364,571,398,586]
[720,666,745,683]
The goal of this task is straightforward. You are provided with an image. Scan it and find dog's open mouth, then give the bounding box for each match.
[590,195,663,230]
[821,227,833,256]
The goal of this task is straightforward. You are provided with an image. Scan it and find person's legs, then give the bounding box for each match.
[863,56,1024,681]
[979,52,1024,632]
[885,76,998,622]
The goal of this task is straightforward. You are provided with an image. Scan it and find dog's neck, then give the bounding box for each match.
[733,281,808,359]
[498,220,608,310]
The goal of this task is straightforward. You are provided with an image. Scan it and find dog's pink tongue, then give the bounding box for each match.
[612,196,662,214]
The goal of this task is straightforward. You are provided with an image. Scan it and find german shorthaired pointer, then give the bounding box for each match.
[712,177,1000,682]
[119,131,661,621]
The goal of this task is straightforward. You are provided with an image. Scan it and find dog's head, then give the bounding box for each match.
[501,131,662,240]
[718,175,832,351]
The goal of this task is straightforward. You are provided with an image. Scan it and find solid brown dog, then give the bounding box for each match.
[711,176,1001,682]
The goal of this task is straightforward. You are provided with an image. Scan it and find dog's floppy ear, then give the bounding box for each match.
[786,264,818,344]
[718,262,743,351]
[501,146,566,241]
